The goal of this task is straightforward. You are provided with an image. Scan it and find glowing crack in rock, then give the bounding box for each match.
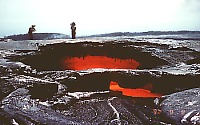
[109,81,161,98]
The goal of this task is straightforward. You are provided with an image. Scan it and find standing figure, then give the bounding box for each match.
[28,25,36,40]
[70,22,76,39]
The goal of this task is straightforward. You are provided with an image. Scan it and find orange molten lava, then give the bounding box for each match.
[64,55,139,70]
[110,81,161,98]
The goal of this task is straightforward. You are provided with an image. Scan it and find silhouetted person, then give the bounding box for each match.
[70,22,76,39]
[28,25,36,40]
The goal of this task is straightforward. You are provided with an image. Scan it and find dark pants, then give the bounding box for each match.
[29,33,33,40]
[72,31,76,39]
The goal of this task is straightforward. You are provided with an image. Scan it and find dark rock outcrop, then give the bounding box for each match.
[1,88,79,125]
[160,88,200,125]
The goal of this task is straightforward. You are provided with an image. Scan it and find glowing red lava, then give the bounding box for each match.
[63,55,139,70]
[109,81,161,98]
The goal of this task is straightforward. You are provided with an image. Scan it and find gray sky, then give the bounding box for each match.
[0,0,200,37]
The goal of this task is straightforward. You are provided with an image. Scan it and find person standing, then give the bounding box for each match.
[70,22,76,39]
[28,25,36,40]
